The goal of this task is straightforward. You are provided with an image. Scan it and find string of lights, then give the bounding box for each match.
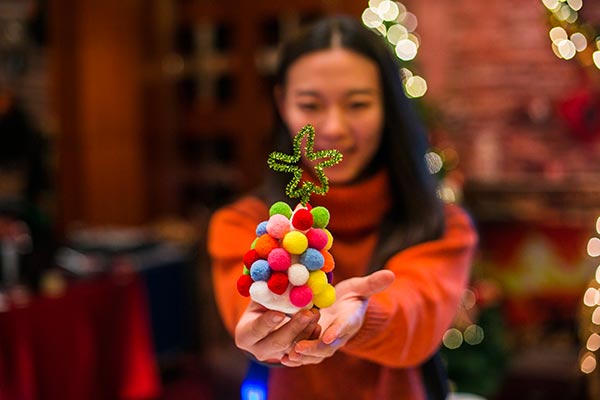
[361,0,428,98]
[542,0,600,70]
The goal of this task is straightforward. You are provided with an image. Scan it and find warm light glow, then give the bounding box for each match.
[595,266,600,285]
[443,328,463,349]
[425,152,443,174]
[571,32,588,51]
[583,287,599,307]
[462,289,477,310]
[403,12,418,32]
[567,0,583,11]
[386,24,409,45]
[362,8,383,28]
[404,75,427,97]
[587,333,600,351]
[557,39,577,59]
[581,352,597,374]
[549,27,568,43]
[594,51,600,69]
[464,324,485,345]
[592,307,600,325]
[395,39,418,61]
[377,1,400,22]
[542,0,560,10]
[596,216,600,235]
[588,237,600,257]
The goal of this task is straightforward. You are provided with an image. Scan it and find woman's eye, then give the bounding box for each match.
[297,103,319,111]
[349,102,370,110]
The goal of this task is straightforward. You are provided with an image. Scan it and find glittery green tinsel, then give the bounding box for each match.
[267,124,343,206]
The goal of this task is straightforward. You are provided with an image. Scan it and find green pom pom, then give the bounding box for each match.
[250,237,258,250]
[243,266,250,275]
[269,201,293,218]
[311,206,330,228]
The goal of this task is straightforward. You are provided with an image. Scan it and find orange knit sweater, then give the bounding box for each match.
[207,171,478,399]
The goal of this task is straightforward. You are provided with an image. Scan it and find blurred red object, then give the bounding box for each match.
[557,87,600,144]
[0,273,161,400]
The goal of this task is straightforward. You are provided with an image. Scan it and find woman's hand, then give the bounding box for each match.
[282,269,395,367]
[235,301,321,364]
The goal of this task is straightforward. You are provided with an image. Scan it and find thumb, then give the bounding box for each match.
[337,269,395,298]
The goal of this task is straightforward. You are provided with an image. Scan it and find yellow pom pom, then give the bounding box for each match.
[282,231,308,255]
[324,229,334,250]
[307,270,327,295]
[313,284,336,308]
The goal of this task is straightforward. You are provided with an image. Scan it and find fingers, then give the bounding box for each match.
[293,308,321,343]
[236,308,286,349]
[336,269,395,298]
[253,309,319,356]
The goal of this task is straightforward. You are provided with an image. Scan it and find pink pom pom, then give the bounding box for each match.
[268,272,289,295]
[237,274,253,297]
[289,285,313,308]
[243,249,261,268]
[306,228,328,250]
[292,208,314,231]
[267,248,292,271]
[266,214,291,239]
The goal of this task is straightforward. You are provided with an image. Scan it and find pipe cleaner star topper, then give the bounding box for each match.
[267,124,343,205]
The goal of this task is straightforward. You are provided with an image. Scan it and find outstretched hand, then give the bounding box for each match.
[234,301,321,364]
[282,269,395,367]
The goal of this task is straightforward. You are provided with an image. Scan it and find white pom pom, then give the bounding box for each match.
[288,263,309,286]
[249,281,273,304]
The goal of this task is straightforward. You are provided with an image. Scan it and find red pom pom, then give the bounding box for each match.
[237,274,253,297]
[255,234,279,258]
[292,209,314,231]
[267,272,289,295]
[243,249,261,268]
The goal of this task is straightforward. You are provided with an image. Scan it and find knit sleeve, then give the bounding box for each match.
[341,204,478,368]
[207,196,269,335]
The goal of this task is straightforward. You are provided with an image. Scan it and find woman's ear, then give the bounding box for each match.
[273,85,287,120]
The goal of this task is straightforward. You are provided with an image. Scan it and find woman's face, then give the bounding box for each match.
[278,47,384,184]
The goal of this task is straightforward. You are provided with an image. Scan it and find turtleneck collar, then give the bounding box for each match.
[306,169,391,235]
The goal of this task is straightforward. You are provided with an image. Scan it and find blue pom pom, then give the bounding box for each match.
[299,248,325,271]
[255,221,268,236]
[250,259,271,281]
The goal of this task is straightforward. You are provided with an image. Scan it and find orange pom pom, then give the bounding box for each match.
[255,234,279,258]
[320,249,335,273]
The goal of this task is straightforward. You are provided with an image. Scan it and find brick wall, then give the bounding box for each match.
[413,0,599,184]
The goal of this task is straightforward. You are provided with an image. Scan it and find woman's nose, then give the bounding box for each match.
[319,106,349,142]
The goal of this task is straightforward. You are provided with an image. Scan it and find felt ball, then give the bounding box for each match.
[249,281,273,304]
[250,237,258,250]
[243,249,261,269]
[291,208,314,231]
[255,221,268,236]
[243,266,250,275]
[250,259,271,281]
[299,248,325,271]
[323,229,334,250]
[311,206,330,228]
[267,248,291,271]
[307,270,327,295]
[237,274,253,297]
[290,285,313,308]
[306,228,328,250]
[255,234,279,258]
[326,271,334,284]
[266,214,291,239]
[269,201,293,218]
[320,250,335,273]
[282,231,308,255]
[288,263,309,286]
[313,283,336,308]
[267,272,289,295]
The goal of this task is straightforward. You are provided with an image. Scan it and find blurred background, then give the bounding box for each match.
[0,0,599,399]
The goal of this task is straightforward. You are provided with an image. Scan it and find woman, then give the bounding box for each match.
[208,15,478,399]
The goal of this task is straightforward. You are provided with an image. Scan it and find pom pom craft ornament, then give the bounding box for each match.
[267,124,343,206]
[236,124,343,314]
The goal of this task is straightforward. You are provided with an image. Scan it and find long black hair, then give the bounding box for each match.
[264,15,445,271]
